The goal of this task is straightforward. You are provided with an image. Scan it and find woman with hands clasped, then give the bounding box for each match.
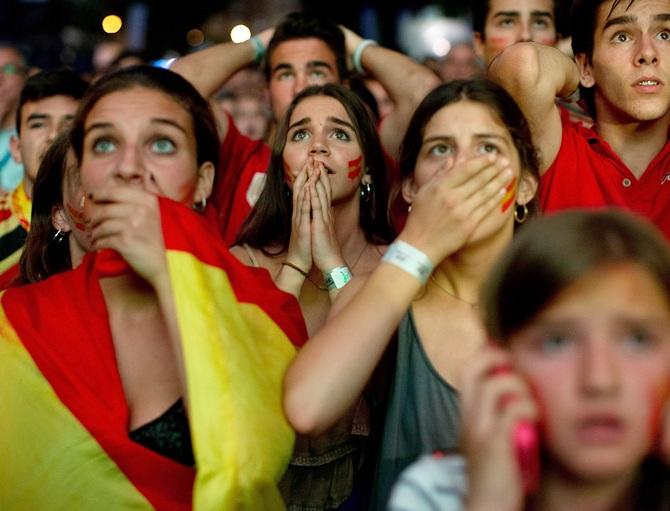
[389,210,670,511]
[283,79,539,508]
[1,66,302,509]
[233,83,394,334]
[233,83,394,509]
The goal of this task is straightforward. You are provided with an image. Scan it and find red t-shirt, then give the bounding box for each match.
[206,117,271,247]
[539,114,670,240]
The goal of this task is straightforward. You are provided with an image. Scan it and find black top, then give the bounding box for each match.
[129,399,195,467]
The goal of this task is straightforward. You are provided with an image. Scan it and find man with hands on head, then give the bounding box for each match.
[488,0,670,240]
[171,12,440,245]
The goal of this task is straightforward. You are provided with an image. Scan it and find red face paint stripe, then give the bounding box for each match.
[66,203,87,231]
[347,155,363,180]
[501,177,517,213]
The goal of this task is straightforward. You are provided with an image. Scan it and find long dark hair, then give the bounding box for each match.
[482,209,670,341]
[18,133,74,284]
[395,79,540,217]
[236,83,394,254]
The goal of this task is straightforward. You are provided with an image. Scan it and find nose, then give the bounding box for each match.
[579,339,619,397]
[309,135,330,156]
[636,34,659,66]
[293,73,308,98]
[519,21,532,42]
[115,145,145,184]
[46,125,59,145]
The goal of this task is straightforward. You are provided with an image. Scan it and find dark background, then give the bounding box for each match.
[0,0,572,72]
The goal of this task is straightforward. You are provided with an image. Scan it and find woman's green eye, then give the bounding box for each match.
[152,138,176,154]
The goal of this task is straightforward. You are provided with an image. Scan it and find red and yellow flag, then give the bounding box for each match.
[0,198,307,510]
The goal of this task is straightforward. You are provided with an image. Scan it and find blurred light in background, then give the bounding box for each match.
[186,28,205,47]
[398,6,471,61]
[102,14,123,34]
[230,24,251,43]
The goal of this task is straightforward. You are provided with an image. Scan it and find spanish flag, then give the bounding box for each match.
[0,198,307,510]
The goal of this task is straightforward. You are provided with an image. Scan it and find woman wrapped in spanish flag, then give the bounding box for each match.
[0,66,306,510]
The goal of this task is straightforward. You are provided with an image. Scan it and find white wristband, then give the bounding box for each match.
[382,240,433,284]
[353,39,377,74]
[323,266,352,291]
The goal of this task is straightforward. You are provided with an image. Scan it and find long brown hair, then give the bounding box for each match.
[236,83,395,254]
[18,133,74,284]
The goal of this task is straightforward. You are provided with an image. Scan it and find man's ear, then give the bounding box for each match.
[194,161,215,205]
[51,206,72,233]
[9,134,22,164]
[574,53,595,88]
[516,171,539,206]
[401,176,419,205]
[473,32,486,60]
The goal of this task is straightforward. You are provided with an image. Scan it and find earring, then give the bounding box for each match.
[360,181,373,203]
[407,204,412,213]
[514,203,529,224]
[193,197,207,212]
[52,229,66,244]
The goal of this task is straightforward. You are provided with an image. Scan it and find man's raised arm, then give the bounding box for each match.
[341,26,441,160]
[488,42,580,174]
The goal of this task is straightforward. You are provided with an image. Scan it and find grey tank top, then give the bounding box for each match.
[371,308,461,510]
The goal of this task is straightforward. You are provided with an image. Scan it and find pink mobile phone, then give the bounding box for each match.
[490,365,540,494]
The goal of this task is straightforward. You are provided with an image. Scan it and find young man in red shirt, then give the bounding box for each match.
[490,0,670,239]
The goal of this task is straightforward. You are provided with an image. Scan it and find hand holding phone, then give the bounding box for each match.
[490,365,540,494]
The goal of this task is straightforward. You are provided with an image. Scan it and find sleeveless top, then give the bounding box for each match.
[129,399,195,467]
[371,308,461,509]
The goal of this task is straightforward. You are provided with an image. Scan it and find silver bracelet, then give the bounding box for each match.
[323,266,352,291]
[382,240,433,284]
[353,39,378,74]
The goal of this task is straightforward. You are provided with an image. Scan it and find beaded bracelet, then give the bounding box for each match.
[249,35,266,64]
[382,240,433,285]
[353,39,378,74]
[323,266,352,291]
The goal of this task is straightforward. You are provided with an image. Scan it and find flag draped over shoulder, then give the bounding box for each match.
[0,198,307,510]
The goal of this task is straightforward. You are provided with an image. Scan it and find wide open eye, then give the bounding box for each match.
[151,137,176,154]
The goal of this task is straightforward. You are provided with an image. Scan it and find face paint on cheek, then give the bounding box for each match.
[347,155,363,180]
[501,177,517,213]
[65,201,88,232]
[647,379,670,451]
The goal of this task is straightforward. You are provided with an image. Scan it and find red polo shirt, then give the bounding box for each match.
[539,113,670,240]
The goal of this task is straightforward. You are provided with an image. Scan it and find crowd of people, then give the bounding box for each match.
[2,0,670,510]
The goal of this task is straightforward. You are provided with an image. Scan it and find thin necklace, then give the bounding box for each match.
[346,242,368,273]
[429,274,478,308]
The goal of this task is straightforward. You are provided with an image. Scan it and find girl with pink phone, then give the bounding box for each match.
[389,209,670,511]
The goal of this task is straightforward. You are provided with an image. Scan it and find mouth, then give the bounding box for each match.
[323,165,335,175]
[634,77,663,91]
[574,415,626,444]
